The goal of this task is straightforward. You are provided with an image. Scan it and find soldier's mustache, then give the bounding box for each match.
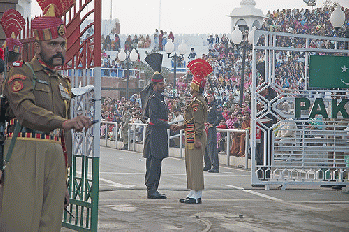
[52,53,64,59]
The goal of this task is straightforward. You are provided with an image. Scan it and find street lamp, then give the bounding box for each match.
[330,5,348,51]
[118,48,138,99]
[231,26,255,107]
[330,5,345,29]
[165,39,188,96]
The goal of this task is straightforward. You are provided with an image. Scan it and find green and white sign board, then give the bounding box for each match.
[309,55,349,89]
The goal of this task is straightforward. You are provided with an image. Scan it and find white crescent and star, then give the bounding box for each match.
[340,65,349,85]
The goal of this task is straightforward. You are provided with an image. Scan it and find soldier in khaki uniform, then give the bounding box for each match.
[121,107,131,149]
[0,2,92,231]
[177,59,212,204]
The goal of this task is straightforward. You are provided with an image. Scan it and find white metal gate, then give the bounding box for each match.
[250,30,349,189]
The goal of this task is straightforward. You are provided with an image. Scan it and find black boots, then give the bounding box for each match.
[147,190,167,199]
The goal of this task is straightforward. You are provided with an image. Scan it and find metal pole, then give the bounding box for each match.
[173,54,177,96]
[110,0,113,20]
[239,43,247,107]
[159,0,161,30]
[226,131,230,166]
[180,129,183,158]
[245,129,249,170]
[126,60,130,99]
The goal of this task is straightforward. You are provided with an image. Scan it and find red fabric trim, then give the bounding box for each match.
[38,59,56,70]
[151,78,163,83]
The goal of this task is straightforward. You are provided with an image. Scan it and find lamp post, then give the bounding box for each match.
[118,48,138,99]
[165,39,188,97]
[330,5,348,51]
[231,26,255,107]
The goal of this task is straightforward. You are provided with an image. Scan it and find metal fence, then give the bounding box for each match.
[100,120,249,168]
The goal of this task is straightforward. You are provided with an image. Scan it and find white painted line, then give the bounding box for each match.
[76,171,136,189]
[226,184,323,211]
[226,185,245,191]
[99,177,136,189]
[243,190,283,202]
[100,172,249,177]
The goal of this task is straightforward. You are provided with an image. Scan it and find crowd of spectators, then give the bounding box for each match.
[100,5,349,156]
[101,29,175,53]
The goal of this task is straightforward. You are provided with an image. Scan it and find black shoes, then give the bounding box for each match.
[203,167,210,171]
[147,191,167,199]
[179,197,202,204]
[208,169,219,173]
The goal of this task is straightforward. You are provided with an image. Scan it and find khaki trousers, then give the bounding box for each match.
[0,139,66,232]
[185,134,207,191]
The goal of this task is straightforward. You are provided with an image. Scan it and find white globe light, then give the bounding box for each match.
[118,48,127,62]
[165,39,175,54]
[231,26,243,44]
[248,26,256,45]
[178,40,188,55]
[130,49,138,62]
[330,5,345,28]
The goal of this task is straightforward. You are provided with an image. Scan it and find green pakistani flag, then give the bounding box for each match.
[309,55,349,89]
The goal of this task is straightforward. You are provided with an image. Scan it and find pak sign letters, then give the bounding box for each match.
[309,55,349,89]
[295,97,349,119]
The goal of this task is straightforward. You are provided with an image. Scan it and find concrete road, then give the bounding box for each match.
[63,146,349,231]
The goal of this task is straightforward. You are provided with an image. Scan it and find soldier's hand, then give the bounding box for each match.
[62,116,92,132]
[169,125,177,131]
[194,139,202,149]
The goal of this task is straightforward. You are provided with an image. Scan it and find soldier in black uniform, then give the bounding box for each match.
[204,92,223,173]
[142,53,175,199]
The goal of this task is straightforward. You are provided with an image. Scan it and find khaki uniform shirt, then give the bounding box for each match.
[3,58,72,157]
[184,94,208,149]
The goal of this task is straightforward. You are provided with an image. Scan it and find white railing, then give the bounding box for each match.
[101,68,140,78]
[100,120,119,148]
[127,122,147,151]
[100,119,250,169]
[67,68,140,78]
[217,128,250,170]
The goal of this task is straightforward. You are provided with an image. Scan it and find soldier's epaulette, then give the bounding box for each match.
[12,61,24,67]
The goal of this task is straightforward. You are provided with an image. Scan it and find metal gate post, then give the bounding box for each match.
[226,131,230,166]
[62,0,102,230]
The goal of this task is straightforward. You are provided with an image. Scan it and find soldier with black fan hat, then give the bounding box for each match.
[142,53,176,199]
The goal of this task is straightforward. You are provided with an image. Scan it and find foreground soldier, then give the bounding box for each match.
[177,59,212,204]
[142,53,176,199]
[0,1,92,231]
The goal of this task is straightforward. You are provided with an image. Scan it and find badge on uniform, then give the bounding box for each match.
[12,80,23,92]
[59,83,71,100]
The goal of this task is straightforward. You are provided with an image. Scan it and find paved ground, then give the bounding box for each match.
[62,146,349,232]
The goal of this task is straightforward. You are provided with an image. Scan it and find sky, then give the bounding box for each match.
[31,0,349,35]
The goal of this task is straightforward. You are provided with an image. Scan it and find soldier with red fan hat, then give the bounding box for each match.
[176,58,212,204]
[0,9,25,69]
[0,0,92,231]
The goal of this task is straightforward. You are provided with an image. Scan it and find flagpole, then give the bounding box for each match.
[110,0,112,20]
[159,0,161,30]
